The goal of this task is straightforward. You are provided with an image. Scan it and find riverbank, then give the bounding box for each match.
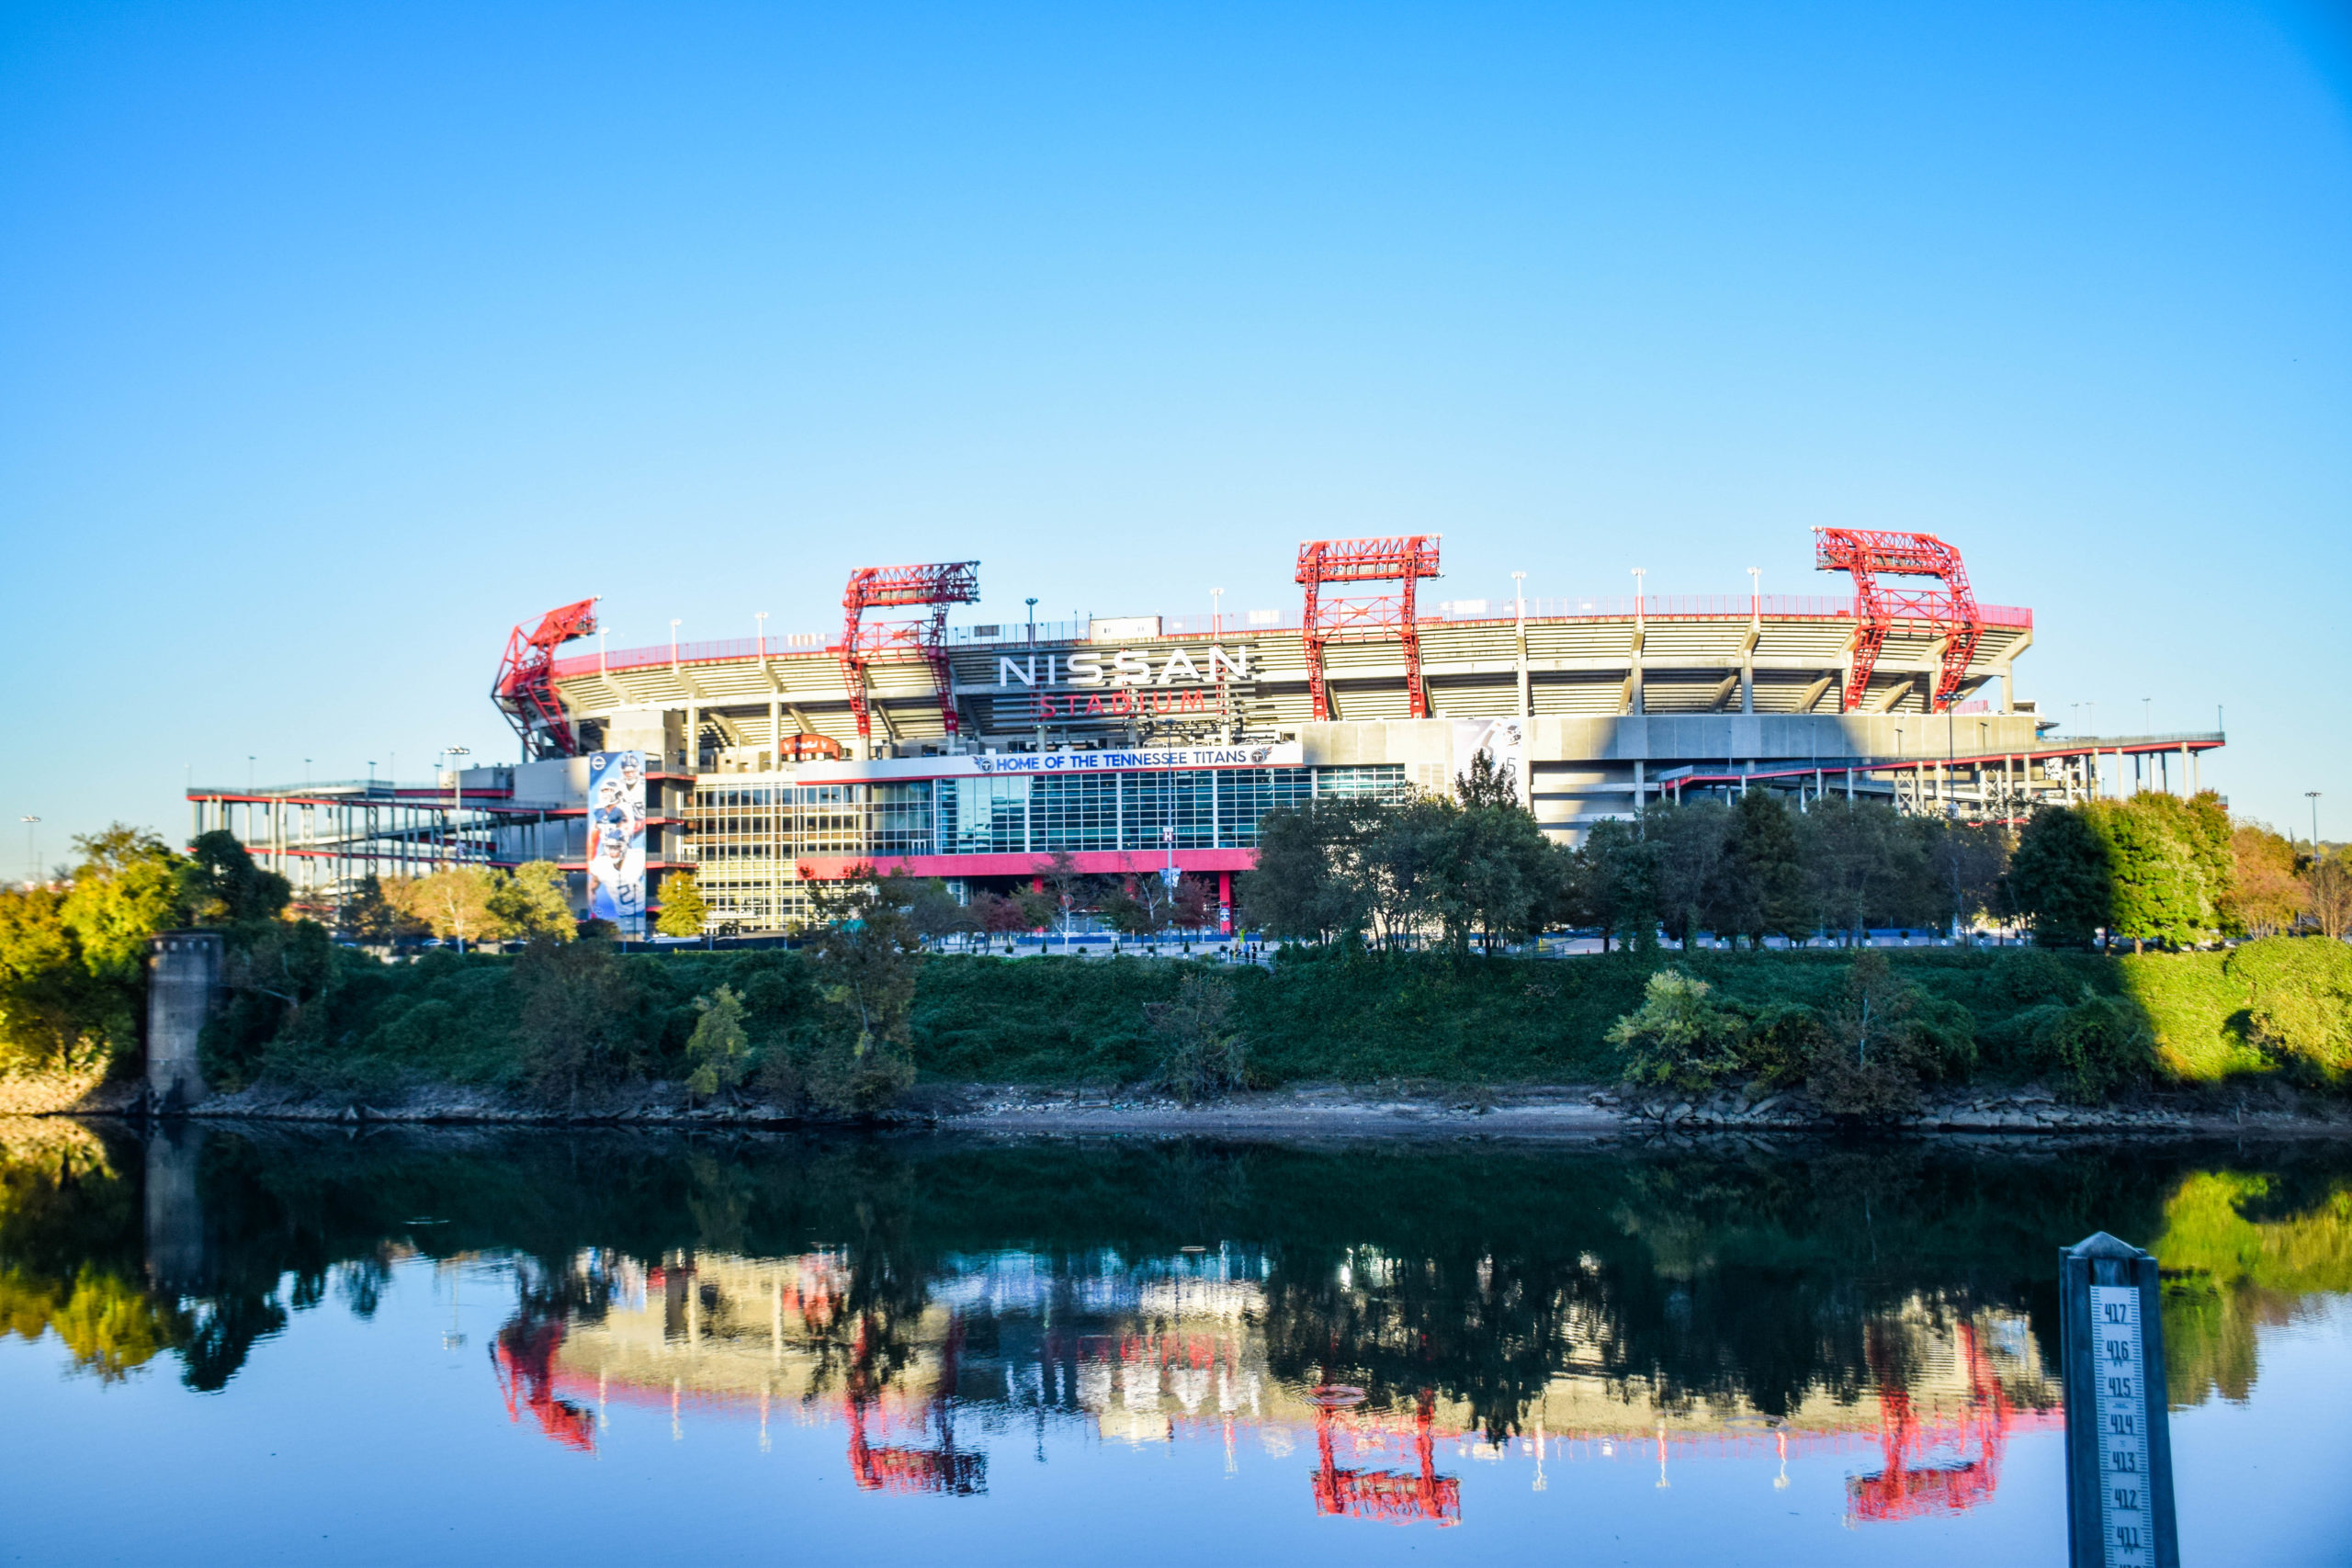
[77,1077,2352,1141]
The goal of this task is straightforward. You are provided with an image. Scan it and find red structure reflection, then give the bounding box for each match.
[1848,1321,2012,1523]
[844,1314,985,1495]
[1310,1387,1462,1527]
[492,1318,596,1453]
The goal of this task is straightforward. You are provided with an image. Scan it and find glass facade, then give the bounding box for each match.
[683,764,1406,926]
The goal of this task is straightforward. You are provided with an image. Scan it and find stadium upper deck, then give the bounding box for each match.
[538,590,2037,770]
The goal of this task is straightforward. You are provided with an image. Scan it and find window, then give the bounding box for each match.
[940,777,1031,854]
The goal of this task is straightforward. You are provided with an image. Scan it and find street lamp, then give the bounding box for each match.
[669,619,682,664]
[1025,598,1043,753]
[444,747,470,873]
[1211,587,1224,638]
[2309,791,2324,854]
[19,817,38,889]
[754,611,768,658]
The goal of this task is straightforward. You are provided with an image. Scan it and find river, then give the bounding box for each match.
[2,1121,2347,1564]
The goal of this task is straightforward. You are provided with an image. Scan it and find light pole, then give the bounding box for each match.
[669,619,681,664]
[1511,570,1529,719]
[19,817,38,889]
[755,611,768,659]
[444,747,470,873]
[247,755,256,792]
[1025,598,1044,753]
[2310,791,2324,855]
[1211,586,1225,638]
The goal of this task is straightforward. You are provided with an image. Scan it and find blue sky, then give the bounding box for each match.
[5,0,2348,869]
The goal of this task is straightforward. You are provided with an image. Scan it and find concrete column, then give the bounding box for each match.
[146,931,221,1110]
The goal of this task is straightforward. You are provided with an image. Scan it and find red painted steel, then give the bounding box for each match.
[839,562,981,741]
[492,598,600,758]
[1295,536,1442,721]
[1813,529,1982,714]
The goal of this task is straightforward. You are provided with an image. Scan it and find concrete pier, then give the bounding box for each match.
[145,931,221,1111]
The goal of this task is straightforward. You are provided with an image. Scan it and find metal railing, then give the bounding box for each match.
[553,597,2036,674]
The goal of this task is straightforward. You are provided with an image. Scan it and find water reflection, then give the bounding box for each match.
[4,1119,2350,1542]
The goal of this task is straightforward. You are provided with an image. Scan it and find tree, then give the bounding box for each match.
[2308,850,2352,942]
[2005,807,2112,947]
[1924,819,2010,942]
[1567,818,1653,952]
[684,985,751,1104]
[1441,800,1564,953]
[1172,874,1216,932]
[60,828,191,977]
[1146,972,1246,1102]
[806,873,925,1113]
[182,829,290,929]
[2222,824,2305,938]
[1716,790,1804,948]
[513,937,644,1111]
[0,885,107,1074]
[1453,750,1521,810]
[492,862,575,942]
[2086,799,2208,952]
[971,890,1032,951]
[1237,802,1377,946]
[1035,851,1099,948]
[1804,952,1972,1120]
[902,878,975,946]
[385,867,504,952]
[1647,799,1730,949]
[655,871,709,938]
[1801,800,1925,944]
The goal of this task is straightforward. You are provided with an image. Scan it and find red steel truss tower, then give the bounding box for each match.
[1813,529,1982,714]
[492,597,600,759]
[1295,536,1442,721]
[839,561,981,742]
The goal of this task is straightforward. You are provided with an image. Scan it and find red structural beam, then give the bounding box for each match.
[840,562,980,742]
[492,598,600,759]
[1813,529,1981,715]
[1295,536,1442,721]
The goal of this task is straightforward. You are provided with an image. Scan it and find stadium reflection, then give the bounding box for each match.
[6,1121,2349,1540]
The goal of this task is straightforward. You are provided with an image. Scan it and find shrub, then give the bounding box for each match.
[2227,937,2352,1081]
[512,940,644,1110]
[1738,1002,1826,1093]
[1147,973,1247,1103]
[684,986,751,1103]
[1804,953,1973,1121]
[2041,992,2155,1101]
[1607,968,1746,1094]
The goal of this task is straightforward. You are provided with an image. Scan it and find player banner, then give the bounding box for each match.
[585,750,647,936]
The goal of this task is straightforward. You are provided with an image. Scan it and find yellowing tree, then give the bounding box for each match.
[655,871,708,938]
[491,861,575,942]
[385,868,505,952]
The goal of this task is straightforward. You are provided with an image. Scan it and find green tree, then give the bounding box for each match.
[2086,799,2207,952]
[806,873,924,1114]
[1804,952,1972,1120]
[1146,971,1246,1102]
[491,862,574,942]
[1800,799,1927,944]
[1717,790,1804,948]
[182,830,290,929]
[1453,749,1521,810]
[901,878,975,946]
[513,938,644,1111]
[59,829,190,977]
[684,985,752,1103]
[1567,818,1653,952]
[1440,801,1563,954]
[2005,806,2112,947]
[655,870,709,938]
[1238,802,1379,946]
[1647,798,1730,949]
[0,886,107,1074]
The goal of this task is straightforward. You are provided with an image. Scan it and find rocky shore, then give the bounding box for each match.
[29,1077,2347,1141]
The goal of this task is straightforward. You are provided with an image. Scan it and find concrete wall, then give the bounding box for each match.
[145,931,221,1109]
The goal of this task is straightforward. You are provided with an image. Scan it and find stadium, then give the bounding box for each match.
[190,529,2222,933]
